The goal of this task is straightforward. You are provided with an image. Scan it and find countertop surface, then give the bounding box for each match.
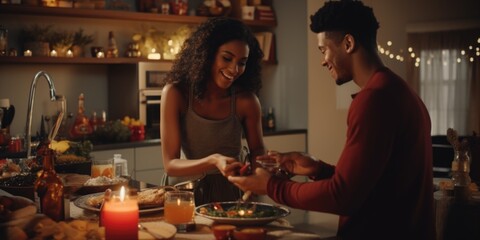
[92,128,307,151]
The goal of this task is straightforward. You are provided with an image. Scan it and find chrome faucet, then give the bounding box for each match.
[25,71,58,159]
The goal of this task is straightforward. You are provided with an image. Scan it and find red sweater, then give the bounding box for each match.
[268,68,435,239]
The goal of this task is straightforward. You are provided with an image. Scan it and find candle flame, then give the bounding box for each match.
[120,186,125,202]
[176,198,181,206]
[238,209,245,216]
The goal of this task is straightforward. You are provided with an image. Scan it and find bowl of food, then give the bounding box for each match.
[195,201,290,225]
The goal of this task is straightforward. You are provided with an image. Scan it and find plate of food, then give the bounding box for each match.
[75,176,129,195]
[74,186,175,214]
[195,201,290,225]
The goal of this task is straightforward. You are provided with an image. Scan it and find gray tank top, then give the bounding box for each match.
[165,86,243,185]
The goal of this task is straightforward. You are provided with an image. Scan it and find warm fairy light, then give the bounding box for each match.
[408,47,413,52]
[238,209,245,216]
[470,57,474,62]
[410,52,416,58]
[457,58,462,63]
[387,41,392,46]
[461,50,466,55]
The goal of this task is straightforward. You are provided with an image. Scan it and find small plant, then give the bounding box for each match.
[19,24,53,43]
[73,28,94,47]
[50,30,74,49]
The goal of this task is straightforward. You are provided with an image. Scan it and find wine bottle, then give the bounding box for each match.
[70,93,93,139]
[34,142,65,221]
[106,31,119,58]
[266,107,276,130]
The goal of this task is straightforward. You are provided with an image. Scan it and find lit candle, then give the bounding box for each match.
[66,49,73,58]
[50,49,58,57]
[24,50,32,57]
[102,186,139,240]
[147,48,161,60]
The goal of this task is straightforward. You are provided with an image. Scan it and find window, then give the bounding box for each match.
[406,29,480,136]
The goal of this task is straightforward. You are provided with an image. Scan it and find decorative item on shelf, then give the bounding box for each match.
[20,24,53,57]
[50,29,74,57]
[125,41,142,58]
[41,0,58,7]
[197,0,232,17]
[241,5,255,20]
[170,0,188,15]
[0,25,7,56]
[161,2,170,14]
[57,0,73,8]
[50,49,58,57]
[70,93,93,140]
[147,48,161,60]
[255,5,276,22]
[24,50,32,57]
[66,49,73,58]
[106,31,119,58]
[90,46,105,58]
[72,28,94,57]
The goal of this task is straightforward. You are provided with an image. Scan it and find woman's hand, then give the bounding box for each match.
[213,154,241,177]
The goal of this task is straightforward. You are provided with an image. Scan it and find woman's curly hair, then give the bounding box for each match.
[166,17,264,99]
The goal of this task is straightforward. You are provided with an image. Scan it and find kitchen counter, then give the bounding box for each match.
[92,128,307,151]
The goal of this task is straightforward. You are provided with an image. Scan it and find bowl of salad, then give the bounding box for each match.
[195,201,290,225]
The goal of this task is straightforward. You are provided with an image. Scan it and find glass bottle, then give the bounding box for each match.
[266,107,276,130]
[34,142,65,221]
[70,93,93,139]
[451,150,471,201]
[106,31,119,58]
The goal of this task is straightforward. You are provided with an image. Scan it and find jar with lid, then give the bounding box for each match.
[451,150,471,201]
[113,154,128,177]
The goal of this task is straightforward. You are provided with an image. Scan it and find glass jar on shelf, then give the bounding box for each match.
[451,149,471,201]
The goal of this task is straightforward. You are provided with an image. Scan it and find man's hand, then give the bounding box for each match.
[228,167,271,195]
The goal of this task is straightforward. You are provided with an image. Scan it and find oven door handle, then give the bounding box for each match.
[141,100,161,105]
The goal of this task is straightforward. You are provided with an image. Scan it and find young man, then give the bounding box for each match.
[228,1,435,239]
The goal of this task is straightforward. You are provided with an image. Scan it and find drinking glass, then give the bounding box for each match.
[164,191,195,225]
[91,158,114,178]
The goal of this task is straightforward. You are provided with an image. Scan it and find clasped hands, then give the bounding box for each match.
[224,151,319,195]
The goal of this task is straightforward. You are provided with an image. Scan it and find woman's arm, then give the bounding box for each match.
[237,92,266,161]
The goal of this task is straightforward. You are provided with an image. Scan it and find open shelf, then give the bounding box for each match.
[0,56,172,64]
[0,4,277,28]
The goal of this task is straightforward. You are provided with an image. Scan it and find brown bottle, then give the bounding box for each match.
[34,142,65,221]
[106,31,119,58]
[70,93,93,139]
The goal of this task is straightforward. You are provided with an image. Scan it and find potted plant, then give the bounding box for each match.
[72,28,94,57]
[19,24,53,57]
[50,29,74,57]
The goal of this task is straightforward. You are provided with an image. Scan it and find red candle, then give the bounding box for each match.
[103,186,139,240]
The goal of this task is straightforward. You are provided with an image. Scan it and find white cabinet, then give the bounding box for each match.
[91,145,164,185]
[134,145,164,186]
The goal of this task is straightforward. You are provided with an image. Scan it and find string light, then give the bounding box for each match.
[378,36,480,67]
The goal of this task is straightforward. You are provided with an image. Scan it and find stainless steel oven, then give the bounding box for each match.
[107,61,172,139]
[138,61,172,139]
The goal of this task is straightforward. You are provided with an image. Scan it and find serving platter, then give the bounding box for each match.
[74,192,164,214]
[195,201,290,225]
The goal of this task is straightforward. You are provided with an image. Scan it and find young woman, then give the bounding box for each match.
[160,17,266,205]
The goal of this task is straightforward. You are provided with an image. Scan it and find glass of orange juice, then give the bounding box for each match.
[164,191,195,225]
[91,158,114,178]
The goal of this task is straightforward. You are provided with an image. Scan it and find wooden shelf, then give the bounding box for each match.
[0,4,277,28]
[0,56,171,65]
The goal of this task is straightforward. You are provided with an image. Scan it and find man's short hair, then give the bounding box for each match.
[310,0,380,52]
